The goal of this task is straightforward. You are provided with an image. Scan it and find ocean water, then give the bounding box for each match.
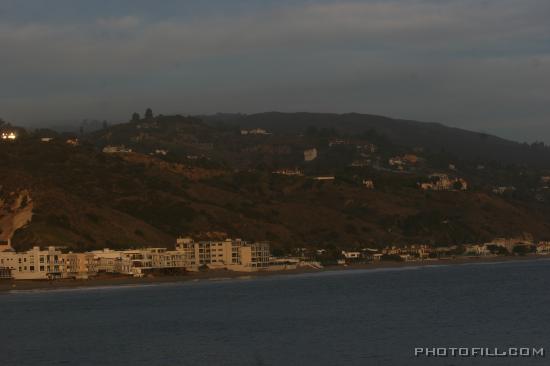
[2,260,550,366]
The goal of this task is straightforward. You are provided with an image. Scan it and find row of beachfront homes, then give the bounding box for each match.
[337,239,550,262]
[0,238,276,280]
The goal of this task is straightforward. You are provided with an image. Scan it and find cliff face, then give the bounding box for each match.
[0,189,33,244]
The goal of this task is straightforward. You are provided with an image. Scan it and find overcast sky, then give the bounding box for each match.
[1,0,549,142]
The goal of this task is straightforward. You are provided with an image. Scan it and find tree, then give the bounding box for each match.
[453,180,463,190]
[486,245,508,255]
[131,112,140,122]
[145,108,154,119]
[512,245,535,256]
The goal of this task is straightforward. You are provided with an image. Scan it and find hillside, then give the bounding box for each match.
[203,112,550,167]
[1,112,550,252]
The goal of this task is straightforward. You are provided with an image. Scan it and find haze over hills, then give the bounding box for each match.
[1,112,550,253]
[203,112,550,167]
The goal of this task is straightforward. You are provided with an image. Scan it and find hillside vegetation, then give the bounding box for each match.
[1,112,550,252]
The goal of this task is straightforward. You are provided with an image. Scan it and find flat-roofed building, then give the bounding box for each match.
[113,248,187,277]
[66,252,97,279]
[175,238,270,271]
[0,246,67,280]
[90,249,123,273]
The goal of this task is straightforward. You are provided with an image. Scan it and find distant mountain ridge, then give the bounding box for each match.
[203,112,550,167]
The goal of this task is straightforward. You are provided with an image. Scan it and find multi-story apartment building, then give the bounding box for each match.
[114,248,187,276]
[0,246,67,280]
[0,238,271,280]
[65,252,97,279]
[90,249,123,273]
[175,238,270,271]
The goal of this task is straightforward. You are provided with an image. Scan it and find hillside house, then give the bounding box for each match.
[389,154,419,169]
[493,186,516,195]
[389,157,405,169]
[241,128,270,135]
[1,132,16,140]
[154,149,168,156]
[363,180,375,189]
[103,145,133,154]
[350,160,370,167]
[420,174,468,191]
[304,148,318,162]
[403,154,419,164]
[328,139,349,147]
[357,143,377,153]
[272,169,304,176]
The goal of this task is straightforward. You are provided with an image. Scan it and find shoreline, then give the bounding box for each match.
[1,255,548,293]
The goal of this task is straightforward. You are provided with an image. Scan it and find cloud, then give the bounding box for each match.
[1,1,548,76]
[96,15,141,30]
[0,0,549,141]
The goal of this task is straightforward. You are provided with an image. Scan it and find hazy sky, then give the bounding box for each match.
[1,0,549,142]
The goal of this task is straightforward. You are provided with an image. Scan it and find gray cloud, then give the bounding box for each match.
[0,0,549,142]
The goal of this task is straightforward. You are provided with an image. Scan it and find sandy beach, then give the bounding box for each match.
[1,255,548,293]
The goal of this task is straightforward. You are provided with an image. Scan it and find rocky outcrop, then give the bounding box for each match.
[0,190,33,243]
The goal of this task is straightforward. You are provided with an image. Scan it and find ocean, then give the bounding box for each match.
[1,260,550,366]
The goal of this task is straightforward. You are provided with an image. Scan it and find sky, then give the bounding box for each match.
[0,0,549,142]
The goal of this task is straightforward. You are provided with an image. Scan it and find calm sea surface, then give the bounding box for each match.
[2,260,550,366]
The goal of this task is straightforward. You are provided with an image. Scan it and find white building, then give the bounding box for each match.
[154,149,168,156]
[341,251,361,260]
[304,148,318,162]
[102,145,133,154]
[537,242,550,254]
[0,246,67,280]
[115,248,186,277]
[420,174,468,191]
[65,252,97,279]
[493,186,516,195]
[241,128,270,135]
[1,132,17,140]
[90,249,122,273]
[272,169,304,176]
[363,180,375,189]
[175,238,270,272]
